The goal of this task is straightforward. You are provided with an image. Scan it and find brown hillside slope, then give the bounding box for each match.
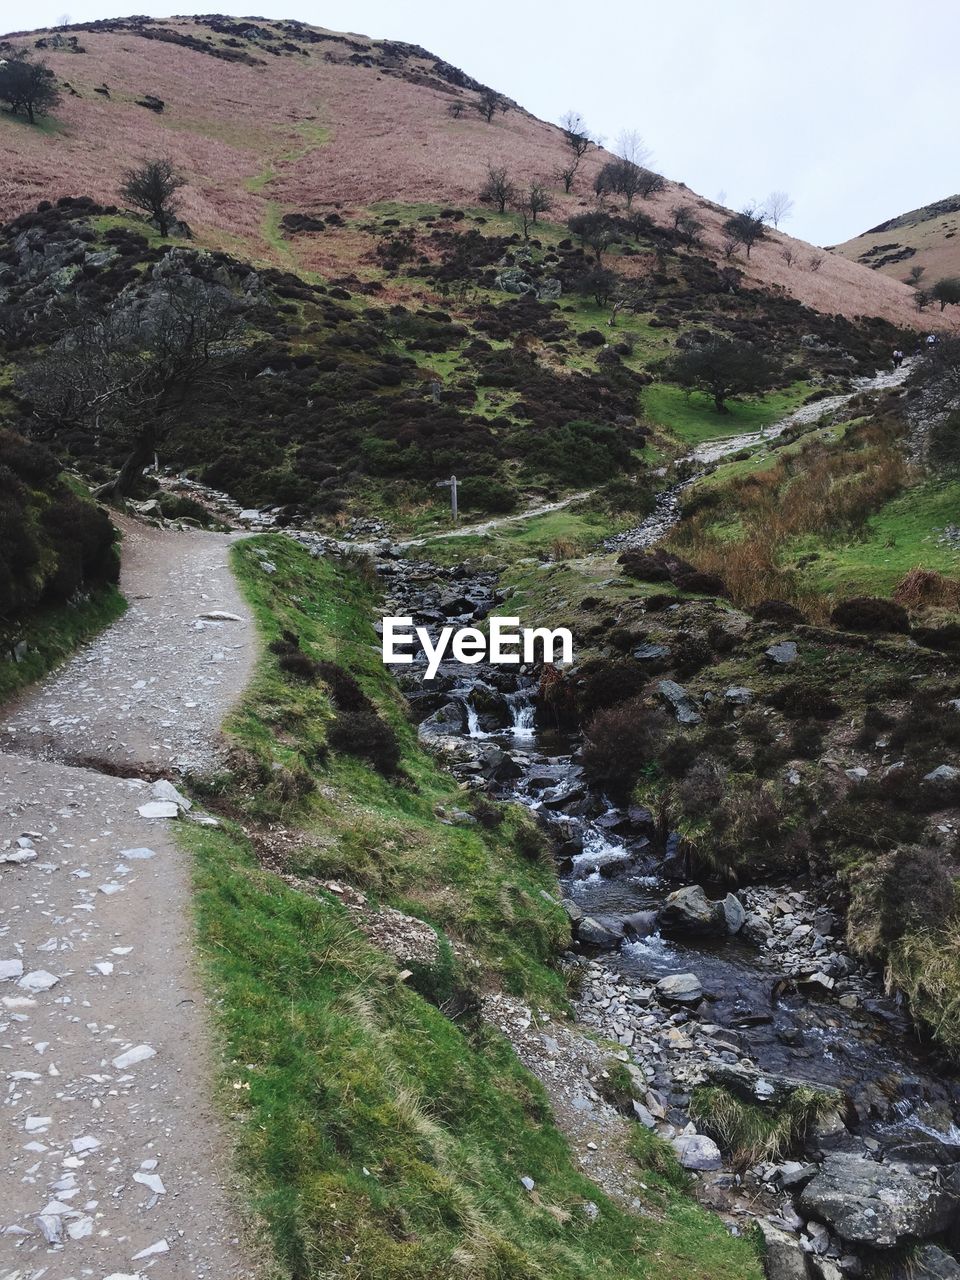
[834,195,960,290]
[0,13,947,330]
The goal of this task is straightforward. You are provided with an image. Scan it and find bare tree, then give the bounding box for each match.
[765,190,794,229]
[568,211,614,262]
[448,100,466,119]
[20,260,248,497]
[723,205,767,258]
[560,110,592,161]
[905,265,926,288]
[476,89,504,123]
[614,129,651,168]
[781,245,796,267]
[671,204,703,247]
[514,181,551,238]
[554,162,578,194]
[808,253,824,273]
[479,165,517,215]
[120,158,185,237]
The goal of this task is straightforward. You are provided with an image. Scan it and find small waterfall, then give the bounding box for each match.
[507,692,535,739]
[463,701,487,739]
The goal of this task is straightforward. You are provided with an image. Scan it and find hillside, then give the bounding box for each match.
[0,12,942,330]
[835,194,960,287]
[3,15,960,1280]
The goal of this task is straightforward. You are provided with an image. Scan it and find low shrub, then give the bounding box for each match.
[582,697,669,790]
[327,707,400,774]
[830,596,910,634]
[768,681,842,721]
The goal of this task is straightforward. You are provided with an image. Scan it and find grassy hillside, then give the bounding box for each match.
[181,534,762,1280]
[835,194,960,289]
[0,13,934,328]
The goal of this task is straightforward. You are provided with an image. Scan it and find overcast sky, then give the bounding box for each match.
[6,0,958,245]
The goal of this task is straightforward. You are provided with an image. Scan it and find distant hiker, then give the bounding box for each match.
[892,349,904,367]
[926,333,938,350]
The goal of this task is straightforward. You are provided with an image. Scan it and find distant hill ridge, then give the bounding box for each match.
[0,12,939,329]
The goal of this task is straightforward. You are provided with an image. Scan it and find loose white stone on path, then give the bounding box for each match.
[19,969,60,993]
[112,1044,156,1070]
[95,962,115,975]
[121,846,157,860]
[133,1171,166,1195]
[132,1237,170,1259]
[150,779,192,811]
[25,1116,51,1132]
[0,958,24,981]
[137,800,179,820]
[72,1134,101,1153]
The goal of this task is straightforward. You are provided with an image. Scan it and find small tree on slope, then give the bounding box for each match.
[120,159,185,237]
[663,336,780,413]
[0,51,61,124]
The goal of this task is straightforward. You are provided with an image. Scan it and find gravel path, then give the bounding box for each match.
[0,517,255,778]
[0,519,258,1279]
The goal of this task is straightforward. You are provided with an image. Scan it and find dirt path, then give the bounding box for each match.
[0,517,255,777]
[0,518,257,1279]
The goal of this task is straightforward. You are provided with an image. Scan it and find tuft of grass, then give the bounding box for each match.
[886,930,960,1058]
[689,1085,833,1168]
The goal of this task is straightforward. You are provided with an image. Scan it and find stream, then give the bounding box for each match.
[356,362,960,1275]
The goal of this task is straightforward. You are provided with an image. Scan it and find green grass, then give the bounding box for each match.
[0,585,125,706]
[181,533,762,1279]
[689,1085,834,1169]
[790,477,960,597]
[644,383,811,447]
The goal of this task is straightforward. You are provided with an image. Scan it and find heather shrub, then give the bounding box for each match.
[849,846,958,953]
[767,681,842,721]
[576,658,648,720]
[582,697,669,789]
[327,708,400,775]
[457,475,518,513]
[752,598,806,625]
[830,596,910,634]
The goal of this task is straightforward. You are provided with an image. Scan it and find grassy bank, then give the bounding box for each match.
[183,534,762,1279]
[0,585,125,705]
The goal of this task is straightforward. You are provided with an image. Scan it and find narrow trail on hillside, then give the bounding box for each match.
[607,360,914,554]
[0,518,256,1279]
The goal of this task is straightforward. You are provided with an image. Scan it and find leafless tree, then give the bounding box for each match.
[905,265,926,288]
[781,245,796,267]
[20,259,248,497]
[514,182,552,239]
[765,190,794,228]
[808,253,824,273]
[671,204,703,247]
[479,164,517,214]
[723,206,767,258]
[614,129,651,168]
[476,89,505,123]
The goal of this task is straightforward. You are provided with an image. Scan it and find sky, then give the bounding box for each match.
[4,0,958,245]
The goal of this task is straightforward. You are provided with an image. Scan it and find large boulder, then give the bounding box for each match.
[655,972,703,1004]
[757,1219,811,1280]
[797,1152,959,1247]
[660,885,725,935]
[707,1062,843,1110]
[671,1133,722,1170]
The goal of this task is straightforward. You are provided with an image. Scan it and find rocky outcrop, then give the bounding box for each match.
[797,1152,959,1247]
